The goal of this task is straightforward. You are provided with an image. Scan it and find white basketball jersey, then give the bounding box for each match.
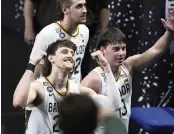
[26,77,80,134]
[30,22,89,85]
[92,65,132,132]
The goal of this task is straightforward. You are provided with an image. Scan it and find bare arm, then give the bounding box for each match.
[24,0,34,30]
[125,31,174,71]
[81,71,102,94]
[13,50,46,108]
[81,51,122,110]
[125,12,174,71]
[33,64,43,80]
[24,0,35,44]
[13,70,37,108]
[79,85,97,96]
[99,8,110,33]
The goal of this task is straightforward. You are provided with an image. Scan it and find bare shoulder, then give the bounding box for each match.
[124,54,139,72]
[30,80,45,103]
[30,80,43,92]
[81,71,102,93]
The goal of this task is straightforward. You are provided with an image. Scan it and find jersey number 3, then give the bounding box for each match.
[119,99,127,117]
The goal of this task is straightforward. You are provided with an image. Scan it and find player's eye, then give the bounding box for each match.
[112,47,120,52]
[122,47,126,51]
[61,49,68,54]
[76,4,83,9]
[71,51,75,56]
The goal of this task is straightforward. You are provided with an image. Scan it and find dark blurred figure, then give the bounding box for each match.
[24,0,60,45]
[59,94,127,134]
[59,94,98,134]
[82,0,110,78]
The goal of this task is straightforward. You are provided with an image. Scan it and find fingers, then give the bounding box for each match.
[39,50,47,57]
[168,9,174,19]
[161,18,167,29]
[91,50,101,60]
[169,8,174,16]
[24,38,35,45]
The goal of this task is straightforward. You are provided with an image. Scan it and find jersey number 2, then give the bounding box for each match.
[53,115,59,133]
[74,57,81,74]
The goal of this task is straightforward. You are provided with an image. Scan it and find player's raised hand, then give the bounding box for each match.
[24,27,36,45]
[29,50,47,65]
[91,50,109,68]
[161,9,174,32]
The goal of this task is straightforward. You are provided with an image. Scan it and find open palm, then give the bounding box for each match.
[161,9,174,32]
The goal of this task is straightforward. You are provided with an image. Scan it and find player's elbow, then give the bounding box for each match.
[13,96,26,108]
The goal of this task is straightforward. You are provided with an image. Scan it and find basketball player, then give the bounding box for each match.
[81,10,174,133]
[25,0,89,125]
[31,0,89,84]
[13,40,122,134]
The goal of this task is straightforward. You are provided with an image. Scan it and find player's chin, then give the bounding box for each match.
[79,18,86,24]
[115,61,123,67]
[65,64,73,70]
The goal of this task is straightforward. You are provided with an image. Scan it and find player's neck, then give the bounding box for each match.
[60,17,78,34]
[47,68,69,90]
[111,66,120,80]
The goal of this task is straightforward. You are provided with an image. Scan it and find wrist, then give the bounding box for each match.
[103,63,112,73]
[25,25,34,31]
[166,29,174,34]
[29,59,37,65]
[26,63,36,72]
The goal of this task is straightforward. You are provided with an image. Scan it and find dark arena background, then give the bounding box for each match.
[2,0,174,134]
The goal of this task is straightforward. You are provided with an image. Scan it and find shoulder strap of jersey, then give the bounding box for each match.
[92,66,108,95]
[120,64,132,80]
[56,21,79,37]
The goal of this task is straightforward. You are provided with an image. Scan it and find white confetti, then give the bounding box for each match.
[168,70,172,74]
[130,16,135,20]
[154,76,159,79]
[125,18,129,22]
[146,84,150,88]
[138,96,144,102]
[149,11,153,14]
[153,82,158,87]
[144,76,148,80]
[147,103,150,107]
[142,88,146,93]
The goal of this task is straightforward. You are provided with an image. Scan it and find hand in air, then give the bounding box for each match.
[29,50,47,65]
[161,9,174,32]
[24,27,36,45]
[91,50,109,68]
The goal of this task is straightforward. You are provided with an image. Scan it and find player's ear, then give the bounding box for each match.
[100,46,106,56]
[61,6,69,15]
[48,55,54,63]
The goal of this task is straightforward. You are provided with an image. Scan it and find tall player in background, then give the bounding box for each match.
[81,10,174,133]
[13,40,121,134]
[25,0,89,126]
[30,0,89,84]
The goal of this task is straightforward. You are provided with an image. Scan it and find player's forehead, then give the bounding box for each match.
[107,43,126,49]
[56,47,74,53]
[70,0,86,5]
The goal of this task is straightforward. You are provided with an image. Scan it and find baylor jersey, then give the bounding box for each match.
[30,21,89,85]
[26,77,80,134]
[93,65,132,132]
